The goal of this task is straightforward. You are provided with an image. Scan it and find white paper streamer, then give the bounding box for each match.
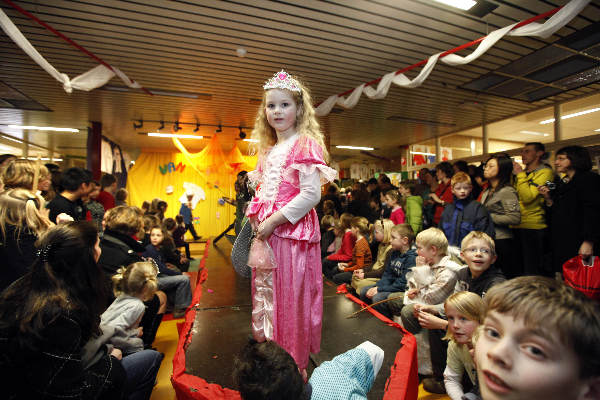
[0,8,142,93]
[315,0,590,117]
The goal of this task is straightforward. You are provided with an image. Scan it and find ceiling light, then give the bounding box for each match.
[336,145,375,151]
[102,85,211,99]
[519,130,550,137]
[432,0,477,11]
[243,138,258,143]
[540,107,600,124]
[147,132,204,139]
[410,151,436,156]
[7,125,79,132]
[26,157,63,161]
[595,128,600,132]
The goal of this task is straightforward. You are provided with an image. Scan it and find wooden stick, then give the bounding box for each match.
[345,295,403,319]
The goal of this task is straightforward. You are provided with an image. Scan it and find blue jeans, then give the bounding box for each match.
[121,349,163,400]
[158,274,192,309]
[359,284,395,318]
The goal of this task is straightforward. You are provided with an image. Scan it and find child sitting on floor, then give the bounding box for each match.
[322,213,355,277]
[332,217,373,285]
[100,261,159,355]
[143,226,192,319]
[443,291,484,400]
[351,219,395,294]
[474,276,600,400]
[233,339,384,400]
[359,224,417,319]
[385,189,406,225]
[320,214,336,259]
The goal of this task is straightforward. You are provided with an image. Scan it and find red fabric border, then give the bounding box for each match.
[170,253,417,400]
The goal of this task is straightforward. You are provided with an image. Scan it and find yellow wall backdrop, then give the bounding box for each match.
[126,137,257,238]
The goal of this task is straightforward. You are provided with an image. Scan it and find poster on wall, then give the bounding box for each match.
[101,136,130,188]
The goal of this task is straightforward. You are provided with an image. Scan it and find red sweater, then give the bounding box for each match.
[327,230,356,262]
[390,207,406,225]
[433,181,453,225]
[96,190,116,211]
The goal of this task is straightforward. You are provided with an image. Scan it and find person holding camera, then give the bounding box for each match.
[539,145,600,275]
[511,142,554,276]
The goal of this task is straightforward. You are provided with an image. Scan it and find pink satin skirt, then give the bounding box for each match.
[251,235,322,369]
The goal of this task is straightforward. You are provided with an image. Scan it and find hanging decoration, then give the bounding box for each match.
[315,0,590,117]
[0,3,148,94]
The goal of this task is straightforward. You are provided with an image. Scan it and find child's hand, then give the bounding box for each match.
[407,288,419,299]
[353,269,364,279]
[338,263,347,271]
[418,311,447,330]
[137,327,143,337]
[110,348,123,360]
[366,287,378,298]
[415,304,437,315]
[415,256,427,266]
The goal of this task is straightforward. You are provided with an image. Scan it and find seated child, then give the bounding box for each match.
[320,214,336,259]
[351,219,394,294]
[164,216,193,261]
[474,276,600,400]
[443,292,484,400]
[359,224,417,319]
[398,180,423,234]
[322,213,355,277]
[385,189,406,225]
[100,261,159,355]
[160,219,190,272]
[439,172,495,249]
[398,227,461,394]
[332,217,373,284]
[233,339,384,400]
[141,214,161,247]
[143,226,192,318]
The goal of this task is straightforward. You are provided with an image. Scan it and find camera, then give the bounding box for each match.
[545,181,556,190]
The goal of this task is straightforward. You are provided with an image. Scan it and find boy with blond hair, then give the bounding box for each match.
[475,276,600,400]
[439,172,495,248]
[398,227,462,394]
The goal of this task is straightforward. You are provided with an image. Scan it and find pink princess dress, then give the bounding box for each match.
[246,133,337,369]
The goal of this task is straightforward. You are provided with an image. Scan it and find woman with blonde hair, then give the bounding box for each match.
[0,188,53,291]
[351,219,395,293]
[1,159,51,193]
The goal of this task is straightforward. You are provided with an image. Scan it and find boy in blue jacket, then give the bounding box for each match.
[439,172,495,248]
[359,224,417,319]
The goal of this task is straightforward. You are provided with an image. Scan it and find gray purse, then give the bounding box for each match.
[230,219,253,279]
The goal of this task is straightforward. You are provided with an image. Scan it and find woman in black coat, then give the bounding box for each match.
[539,146,600,273]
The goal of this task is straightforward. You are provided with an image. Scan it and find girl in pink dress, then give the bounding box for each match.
[246,70,337,374]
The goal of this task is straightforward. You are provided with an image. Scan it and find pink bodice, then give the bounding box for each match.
[246,135,337,243]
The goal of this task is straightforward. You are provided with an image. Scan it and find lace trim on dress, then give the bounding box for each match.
[259,136,298,214]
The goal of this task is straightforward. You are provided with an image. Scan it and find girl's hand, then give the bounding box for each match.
[415,256,427,266]
[418,311,448,330]
[353,270,364,279]
[110,348,123,360]
[256,211,288,241]
[366,287,378,298]
[415,304,437,316]
[137,327,143,337]
[337,263,347,271]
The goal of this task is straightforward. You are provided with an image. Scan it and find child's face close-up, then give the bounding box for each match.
[398,185,410,197]
[264,89,297,135]
[445,304,478,347]
[416,241,437,264]
[385,195,396,206]
[475,310,585,400]
[452,182,472,200]
[150,228,164,247]
[390,232,406,251]
[461,238,496,278]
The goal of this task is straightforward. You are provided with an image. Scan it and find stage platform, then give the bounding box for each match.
[181,239,411,399]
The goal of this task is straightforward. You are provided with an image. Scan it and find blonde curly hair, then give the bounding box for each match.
[251,72,328,162]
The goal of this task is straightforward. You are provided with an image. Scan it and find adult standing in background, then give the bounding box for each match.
[539,146,600,275]
[46,167,93,223]
[512,142,554,276]
[96,173,118,211]
[480,153,521,278]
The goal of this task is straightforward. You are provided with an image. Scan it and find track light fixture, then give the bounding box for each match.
[158,120,165,130]
[215,124,222,133]
[238,126,246,139]
[174,121,181,132]
[194,122,200,133]
[133,119,143,129]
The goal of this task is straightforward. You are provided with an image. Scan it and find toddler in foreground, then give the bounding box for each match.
[475,276,600,400]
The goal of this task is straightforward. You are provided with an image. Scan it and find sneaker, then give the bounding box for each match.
[423,377,446,394]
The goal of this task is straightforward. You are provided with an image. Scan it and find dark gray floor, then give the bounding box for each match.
[185,240,404,398]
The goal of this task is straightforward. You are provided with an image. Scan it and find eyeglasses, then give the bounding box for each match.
[464,247,492,255]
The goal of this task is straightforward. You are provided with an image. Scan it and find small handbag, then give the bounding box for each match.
[230,219,253,278]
